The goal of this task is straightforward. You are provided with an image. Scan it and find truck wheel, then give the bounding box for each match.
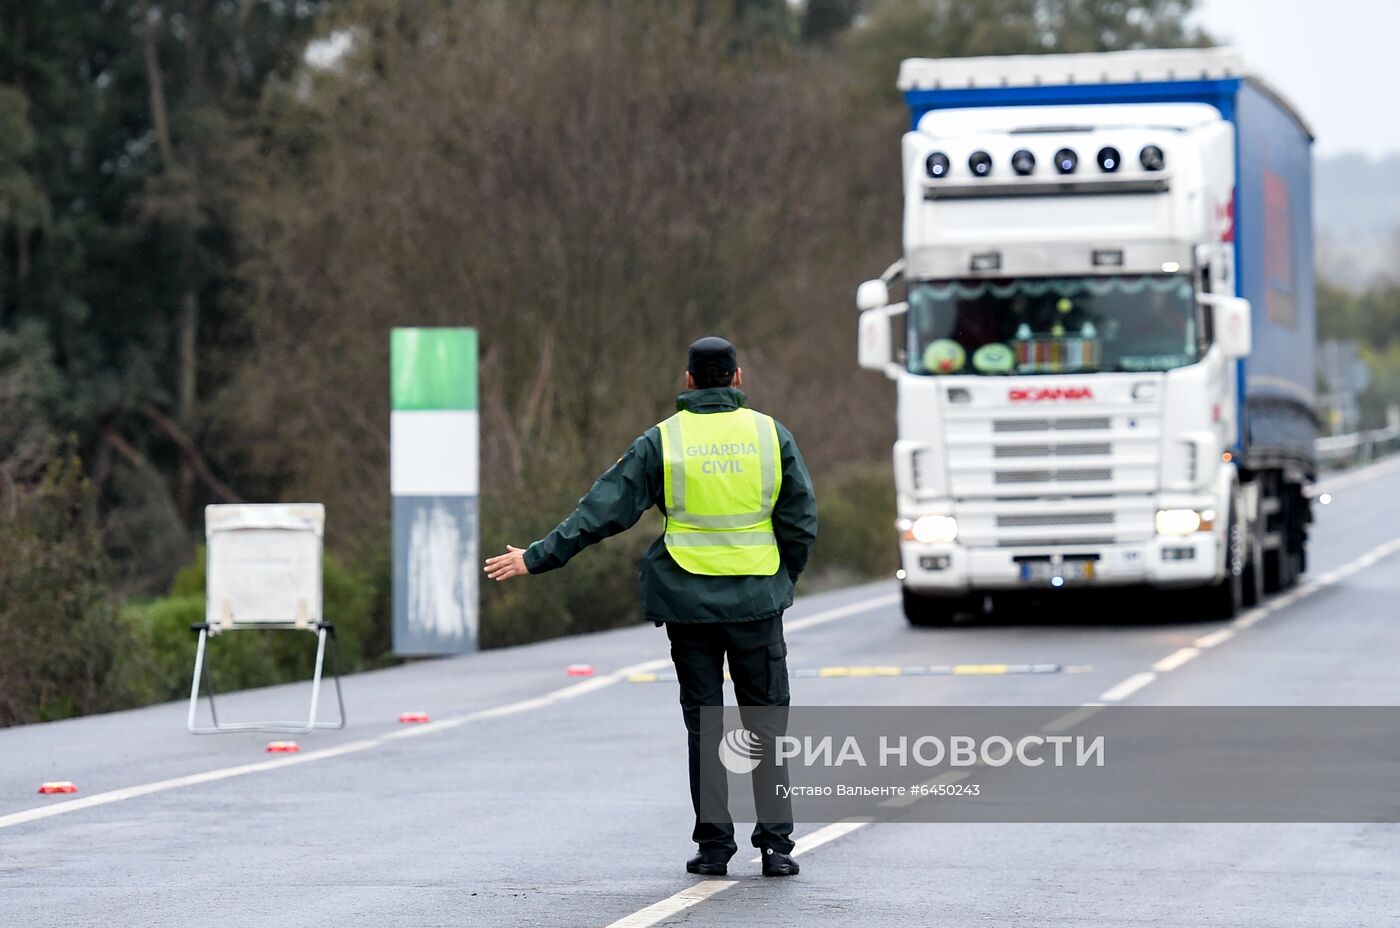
[1242,506,1265,607]
[1199,503,1245,620]
[902,588,966,627]
[1263,547,1293,593]
[1263,485,1300,592]
[1265,478,1304,596]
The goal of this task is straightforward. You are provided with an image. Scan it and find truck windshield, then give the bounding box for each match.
[906,274,1198,376]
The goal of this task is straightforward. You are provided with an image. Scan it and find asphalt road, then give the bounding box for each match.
[4,457,1400,927]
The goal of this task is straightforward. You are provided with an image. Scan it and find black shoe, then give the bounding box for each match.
[760,847,800,876]
[686,850,731,876]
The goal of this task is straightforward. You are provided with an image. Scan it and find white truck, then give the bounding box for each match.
[857,49,1317,625]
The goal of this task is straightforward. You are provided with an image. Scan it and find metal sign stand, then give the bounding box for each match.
[186,621,345,734]
[186,503,348,735]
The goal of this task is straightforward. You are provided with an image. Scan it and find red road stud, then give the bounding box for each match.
[566,664,594,677]
[399,712,430,724]
[38,781,78,795]
[265,741,300,753]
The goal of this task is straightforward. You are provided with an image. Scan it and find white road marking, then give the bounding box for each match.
[1231,606,1267,627]
[1151,647,1200,673]
[784,592,901,633]
[605,819,879,928]
[1041,704,1105,734]
[0,739,382,830]
[1,593,899,833]
[1100,535,1400,705]
[602,879,738,928]
[1098,672,1157,702]
[750,818,873,861]
[1193,628,1235,649]
[1233,609,1267,629]
[0,659,675,831]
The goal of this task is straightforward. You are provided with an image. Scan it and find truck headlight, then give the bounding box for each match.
[1155,509,1212,536]
[910,515,958,544]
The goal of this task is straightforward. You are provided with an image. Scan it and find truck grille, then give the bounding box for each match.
[944,402,1161,547]
[995,467,1112,484]
[992,416,1111,432]
[996,536,1116,548]
[996,512,1115,528]
[993,442,1110,458]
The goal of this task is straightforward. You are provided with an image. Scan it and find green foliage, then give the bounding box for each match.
[0,452,132,725]
[1359,341,1400,429]
[803,463,900,588]
[478,486,660,648]
[1318,278,1400,429]
[0,85,49,236]
[0,0,328,587]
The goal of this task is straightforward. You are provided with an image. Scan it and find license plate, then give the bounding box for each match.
[1019,560,1094,583]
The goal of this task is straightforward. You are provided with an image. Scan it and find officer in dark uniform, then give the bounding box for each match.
[485,336,818,877]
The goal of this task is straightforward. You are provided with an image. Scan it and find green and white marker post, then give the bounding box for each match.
[390,328,479,654]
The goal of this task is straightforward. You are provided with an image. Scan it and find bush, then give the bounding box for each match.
[803,463,899,589]
[478,487,659,648]
[0,453,136,725]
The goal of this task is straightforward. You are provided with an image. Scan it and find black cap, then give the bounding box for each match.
[687,336,738,377]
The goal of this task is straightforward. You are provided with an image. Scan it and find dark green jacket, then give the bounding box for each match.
[523,388,818,624]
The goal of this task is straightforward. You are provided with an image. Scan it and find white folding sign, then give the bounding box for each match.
[189,503,344,735]
[205,504,325,628]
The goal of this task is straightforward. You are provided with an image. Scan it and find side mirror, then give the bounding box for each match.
[856,279,890,312]
[859,304,906,379]
[1205,295,1252,359]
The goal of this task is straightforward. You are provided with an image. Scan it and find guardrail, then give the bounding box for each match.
[1315,424,1400,469]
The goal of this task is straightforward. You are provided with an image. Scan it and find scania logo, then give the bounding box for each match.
[1008,387,1094,402]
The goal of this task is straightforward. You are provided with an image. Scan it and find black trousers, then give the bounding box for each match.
[666,615,794,856]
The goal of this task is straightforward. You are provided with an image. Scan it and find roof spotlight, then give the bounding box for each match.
[1011,149,1036,176]
[1054,148,1078,174]
[1140,145,1165,171]
[926,151,951,178]
[1096,146,1121,172]
[968,150,993,176]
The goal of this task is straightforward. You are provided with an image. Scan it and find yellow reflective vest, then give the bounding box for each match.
[659,407,782,576]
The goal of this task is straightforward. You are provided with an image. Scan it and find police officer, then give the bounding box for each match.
[484,336,818,877]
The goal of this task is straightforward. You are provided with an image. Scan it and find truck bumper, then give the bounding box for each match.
[900,534,1221,592]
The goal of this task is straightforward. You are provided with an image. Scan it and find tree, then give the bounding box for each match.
[801,0,863,44]
[1,0,326,587]
[0,447,127,726]
[0,86,48,305]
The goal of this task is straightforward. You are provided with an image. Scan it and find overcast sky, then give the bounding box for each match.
[1192,0,1393,159]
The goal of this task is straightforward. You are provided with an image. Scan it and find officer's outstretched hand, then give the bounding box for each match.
[484,544,529,582]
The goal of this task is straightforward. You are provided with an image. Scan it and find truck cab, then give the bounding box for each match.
[858,49,1315,625]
